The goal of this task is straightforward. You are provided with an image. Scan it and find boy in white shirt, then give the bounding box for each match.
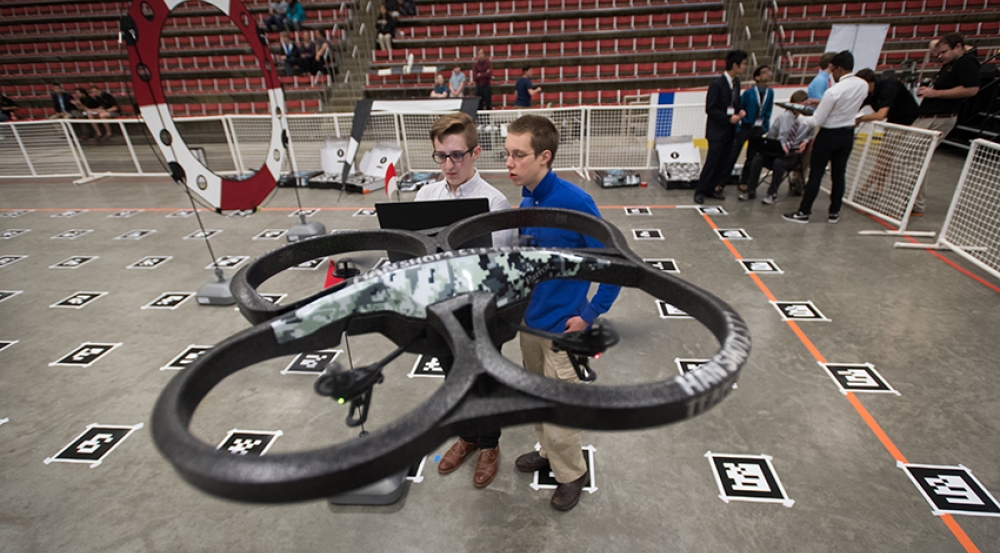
[416,112,516,248]
[420,111,513,488]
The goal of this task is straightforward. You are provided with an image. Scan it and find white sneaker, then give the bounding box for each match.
[762,193,778,204]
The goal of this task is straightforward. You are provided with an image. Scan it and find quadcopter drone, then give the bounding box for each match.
[151,208,751,503]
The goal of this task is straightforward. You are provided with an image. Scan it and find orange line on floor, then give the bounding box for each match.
[699,213,744,259]
[748,274,777,302]
[700,212,980,552]
[863,212,1000,295]
[940,514,982,553]
[846,392,907,464]
[784,321,827,365]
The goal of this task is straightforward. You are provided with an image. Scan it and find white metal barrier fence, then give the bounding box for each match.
[895,139,1000,280]
[0,104,712,182]
[843,121,942,237]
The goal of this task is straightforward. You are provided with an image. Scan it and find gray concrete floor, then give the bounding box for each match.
[0,146,998,553]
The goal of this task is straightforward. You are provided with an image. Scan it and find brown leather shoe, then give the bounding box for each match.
[515,451,550,473]
[551,471,589,511]
[438,438,478,474]
[472,447,499,488]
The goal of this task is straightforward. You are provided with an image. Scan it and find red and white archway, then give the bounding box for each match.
[125,0,288,211]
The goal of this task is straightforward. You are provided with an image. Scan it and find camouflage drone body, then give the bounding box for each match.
[271,248,610,343]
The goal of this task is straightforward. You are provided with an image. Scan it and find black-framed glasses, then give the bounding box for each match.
[431,148,474,164]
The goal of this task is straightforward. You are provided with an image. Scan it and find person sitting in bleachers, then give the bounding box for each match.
[376,4,396,53]
[313,33,337,80]
[384,0,401,18]
[300,32,317,74]
[430,74,450,98]
[71,88,104,139]
[0,95,19,122]
[265,0,287,33]
[49,84,76,119]
[277,31,303,76]
[88,86,119,139]
[739,90,812,204]
[285,0,305,31]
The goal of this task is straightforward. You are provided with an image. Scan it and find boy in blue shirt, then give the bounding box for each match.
[514,66,541,107]
[505,114,620,510]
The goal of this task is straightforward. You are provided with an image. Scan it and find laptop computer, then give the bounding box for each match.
[755,137,788,158]
[375,198,491,261]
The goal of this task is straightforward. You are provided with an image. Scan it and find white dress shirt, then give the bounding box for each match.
[415,170,516,247]
[799,73,869,130]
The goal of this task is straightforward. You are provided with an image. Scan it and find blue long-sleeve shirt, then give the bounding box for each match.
[739,85,774,133]
[519,171,621,333]
[808,70,832,100]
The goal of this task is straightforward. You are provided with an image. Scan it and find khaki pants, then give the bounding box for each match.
[911,115,958,213]
[520,331,588,483]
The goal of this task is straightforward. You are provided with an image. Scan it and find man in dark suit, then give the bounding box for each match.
[49,84,76,119]
[694,50,748,204]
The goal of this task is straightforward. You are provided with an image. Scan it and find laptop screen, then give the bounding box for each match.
[375,198,492,261]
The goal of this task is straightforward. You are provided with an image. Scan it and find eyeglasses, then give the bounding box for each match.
[431,148,474,164]
[500,150,537,162]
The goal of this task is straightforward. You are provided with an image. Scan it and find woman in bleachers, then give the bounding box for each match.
[376,4,396,53]
[307,31,334,79]
[285,0,305,31]
[301,31,318,74]
[430,74,450,98]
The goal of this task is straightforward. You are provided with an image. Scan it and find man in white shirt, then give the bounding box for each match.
[783,51,872,224]
[416,112,516,248]
[420,112,513,489]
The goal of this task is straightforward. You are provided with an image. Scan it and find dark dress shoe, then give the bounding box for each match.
[438,438,478,474]
[515,451,550,473]
[551,471,589,511]
[473,447,499,488]
[710,190,726,200]
[693,194,705,204]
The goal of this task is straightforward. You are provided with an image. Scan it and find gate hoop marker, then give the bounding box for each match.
[125,0,288,211]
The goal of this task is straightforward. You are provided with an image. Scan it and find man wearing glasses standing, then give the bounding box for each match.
[423,112,515,489]
[504,114,620,511]
[416,112,516,248]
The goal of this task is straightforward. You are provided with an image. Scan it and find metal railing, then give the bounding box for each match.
[0,103,714,181]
